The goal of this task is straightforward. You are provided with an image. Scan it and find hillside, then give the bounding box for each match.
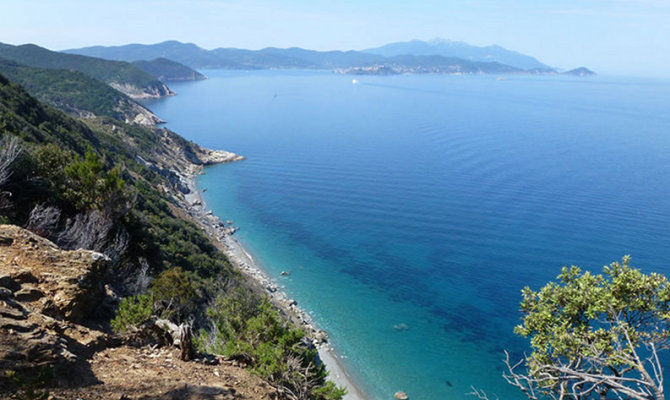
[363,38,553,70]
[65,40,552,75]
[64,40,227,67]
[66,41,387,69]
[340,54,523,75]
[0,43,173,99]
[133,57,206,82]
[0,73,344,399]
[0,58,161,124]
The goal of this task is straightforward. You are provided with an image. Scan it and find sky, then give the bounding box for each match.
[2,0,670,77]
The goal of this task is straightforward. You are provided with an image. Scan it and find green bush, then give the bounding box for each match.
[198,290,346,400]
[312,381,348,400]
[150,267,200,322]
[110,294,153,333]
[64,147,129,213]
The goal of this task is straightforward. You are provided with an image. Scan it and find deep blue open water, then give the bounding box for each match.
[144,70,670,399]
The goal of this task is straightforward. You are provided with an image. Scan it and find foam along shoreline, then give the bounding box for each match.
[181,155,368,400]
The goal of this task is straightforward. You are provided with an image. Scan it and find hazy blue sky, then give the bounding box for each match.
[2,0,669,77]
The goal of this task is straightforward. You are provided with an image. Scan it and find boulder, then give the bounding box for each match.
[0,225,110,322]
[0,225,112,386]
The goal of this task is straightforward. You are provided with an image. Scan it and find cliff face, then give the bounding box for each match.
[123,99,164,125]
[109,81,175,99]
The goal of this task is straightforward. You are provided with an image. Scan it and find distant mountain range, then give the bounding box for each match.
[64,40,592,76]
[65,41,389,70]
[363,39,552,71]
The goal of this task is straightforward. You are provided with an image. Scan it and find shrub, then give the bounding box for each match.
[312,381,348,400]
[32,143,70,184]
[111,294,153,333]
[63,147,131,215]
[149,267,200,322]
[198,290,346,400]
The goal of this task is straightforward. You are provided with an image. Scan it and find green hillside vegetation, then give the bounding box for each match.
[0,58,157,123]
[0,43,172,98]
[133,58,206,82]
[0,74,344,399]
[0,74,226,278]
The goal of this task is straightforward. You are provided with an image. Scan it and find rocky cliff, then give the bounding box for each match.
[0,225,111,386]
[109,82,175,100]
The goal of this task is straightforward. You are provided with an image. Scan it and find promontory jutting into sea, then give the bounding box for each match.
[2,2,670,400]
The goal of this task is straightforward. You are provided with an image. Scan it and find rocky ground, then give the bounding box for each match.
[0,225,277,400]
[51,346,276,400]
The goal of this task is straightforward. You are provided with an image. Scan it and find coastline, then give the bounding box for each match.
[180,154,369,400]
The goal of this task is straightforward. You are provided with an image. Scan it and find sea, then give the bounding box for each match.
[143,70,670,399]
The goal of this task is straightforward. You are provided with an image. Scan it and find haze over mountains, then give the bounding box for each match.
[364,39,552,70]
[65,39,588,74]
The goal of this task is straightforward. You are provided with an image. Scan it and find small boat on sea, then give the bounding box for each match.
[352,79,359,85]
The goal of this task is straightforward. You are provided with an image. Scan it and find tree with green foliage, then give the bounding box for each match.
[472,256,669,400]
[64,148,129,213]
[150,267,200,322]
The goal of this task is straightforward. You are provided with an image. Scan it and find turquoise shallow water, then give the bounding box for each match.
[143,70,670,399]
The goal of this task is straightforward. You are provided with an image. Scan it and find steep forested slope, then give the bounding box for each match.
[0,58,161,124]
[0,43,173,98]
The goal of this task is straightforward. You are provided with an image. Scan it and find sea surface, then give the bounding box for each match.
[143,70,670,399]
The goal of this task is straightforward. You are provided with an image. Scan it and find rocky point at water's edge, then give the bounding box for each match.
[179,154,369,400]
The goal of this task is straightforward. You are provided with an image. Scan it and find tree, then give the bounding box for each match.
[150,267,199,322]
[63,147,131,214]
[473,256,670,400]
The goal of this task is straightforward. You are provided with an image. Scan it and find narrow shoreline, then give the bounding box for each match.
[180,155,369,400]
